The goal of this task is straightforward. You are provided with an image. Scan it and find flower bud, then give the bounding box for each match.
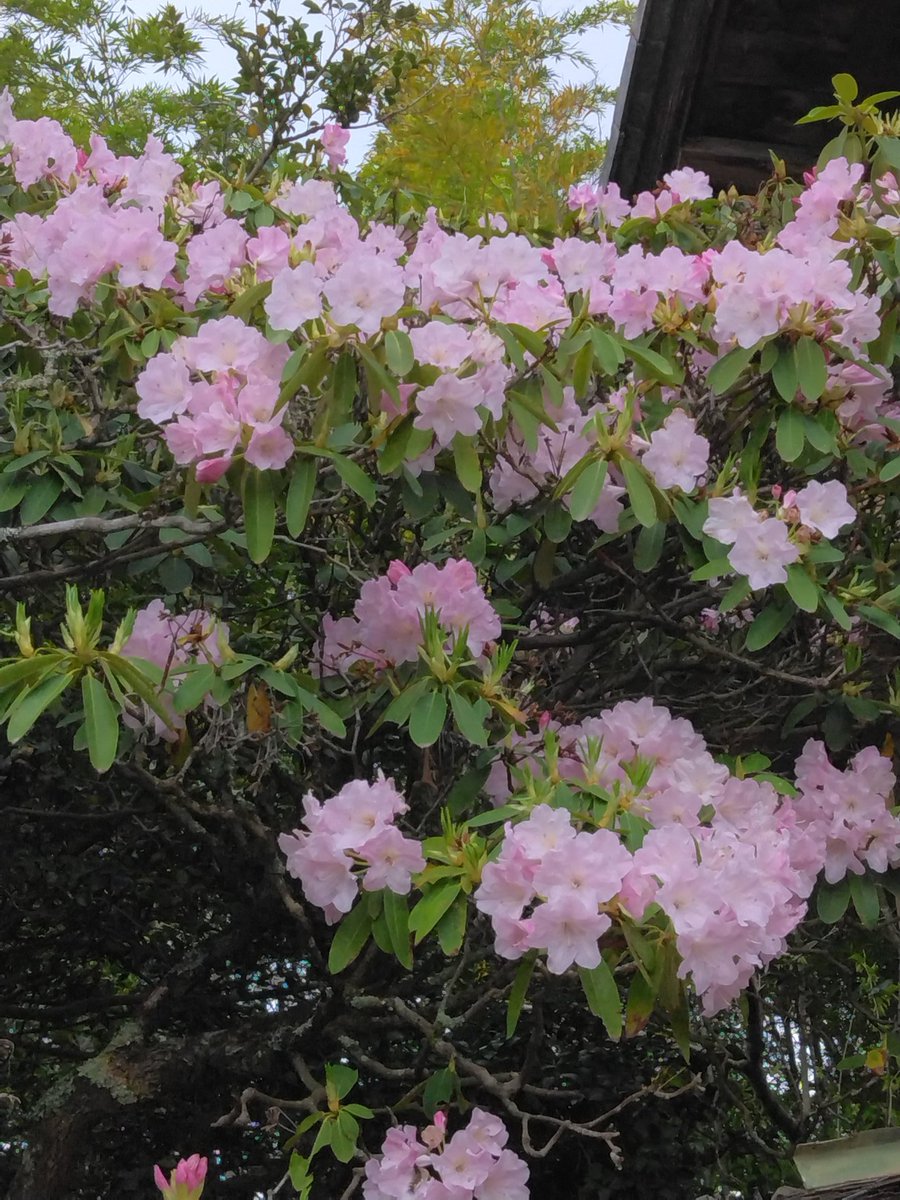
[153,1154,208,1199]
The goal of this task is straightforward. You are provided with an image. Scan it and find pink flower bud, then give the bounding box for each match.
[387,560,412,585]
[195,455,233,483]
[538,710,552,731]
[153,1155,208,1199]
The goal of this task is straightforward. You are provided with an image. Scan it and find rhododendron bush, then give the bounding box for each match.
[4,73,900,1200]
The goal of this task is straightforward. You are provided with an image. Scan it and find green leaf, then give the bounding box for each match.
[795,337,828,402]
[242,467,276,564]
[719,577,751,612]
[506,950,537,1038]
[823,592,852,631]
[634,521,666,572]
[228,279,272,319]
[423,1069,456,1117]
[383,889,413,968]
[286,458,317,537]
[452,435,482,493]
[784,565,819,613]
[832,72,858,102]
[590,328,623,375]
[329,454,374,507]
[385,329,414,375]
[572,338,595,399]
[850,873,880,927]
[289,1153,311,1193]
[579,961,622,1040]
[292,687,347,738]
[409,689,447,747]
[567,459,607,523]
[80,672,119,773]
[816,878,850,924]
[771,345,799,403]
[327,901,373,973]
[325,1063,358,1101]
[620,458,658,528]
[707,346,755,396]
[744,603,793,652]
[409,881,462,944]
[332,1110,360,1163]
[20,473,62,525]
[622,339,681,385]
[449,690,489,746]
[543,501,572,544]
[691,556,731,582]
[625,970,656,1038]
[435,894,468,955]
[880,456,900,482]
[7,668,76,743]
[173,663,217,714]
[775,407,805,462]
[859,605,900,641]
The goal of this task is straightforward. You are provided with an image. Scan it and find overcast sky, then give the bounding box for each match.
[124,0,631,167]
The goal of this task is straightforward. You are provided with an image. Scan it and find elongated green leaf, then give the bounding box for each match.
[817,878,851,924]
[328,901,373,973]
[326,1063,358,1102]
[449,689,489,746]
[634,521,666,572]
[795,336,828,402]
[383,889,413,968]
[591,328,624,375]
[0,654,66,691]
[707,346,754,396]
[409,689,447,748]
[572,338,595,399]
[81,672,119,773]
[625,970,656,1038]
[622,339,681,385]
[293,686,347,738]
[7,668,76,743]
[823,592,852,631]
[452,435,482,493]
[435,894,468,955]
[543,501,572,544]
[409,880,461,944]
[849,873,880,927]
[744,603,793,652]
[859,604,900,641]
[771,346,799,403]
[20,474,62,525]
[286,458,317,537]
[579,961,622,1040]
[568,459,607,522]
[775,407,805,462]
[880,456,900,482]
[173,663,217,714]
[385,329,414,375]
[620,458,658,528]
[784,565,819,613]
[506,951,537,1037]
[243,468,276,564]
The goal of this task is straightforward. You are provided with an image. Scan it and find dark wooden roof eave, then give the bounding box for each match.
[601,0,721,197]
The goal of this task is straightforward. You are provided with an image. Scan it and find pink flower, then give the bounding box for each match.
[245,422,294,471]
[476,1149,530,1200]
[136,354,193,423]
[567,182,601,214]
[414,374,484,447]
[153,1154,207,1199]
[702,494,760,545]
[727,518,800,590]
[322,123,351,169]
[641,409,709,492]
[359,826,426,894]
[432,1130,493,1191]
[265,261,324,331]
[663,166,713,202]
[527,892,611,974]
[324,255,406,334]
[794,479,855,539]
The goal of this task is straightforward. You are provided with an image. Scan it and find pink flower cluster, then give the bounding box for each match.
[489,388,624,531]
[279,775,425,924]
[702,481,855,590]
[317,559,501,675]
[640,408,710,492]
[135,316,293,474]
[479,698,900,1014]
[153,1154,207,1200]
[364,1108,528,1200]
[122,600,227,740]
